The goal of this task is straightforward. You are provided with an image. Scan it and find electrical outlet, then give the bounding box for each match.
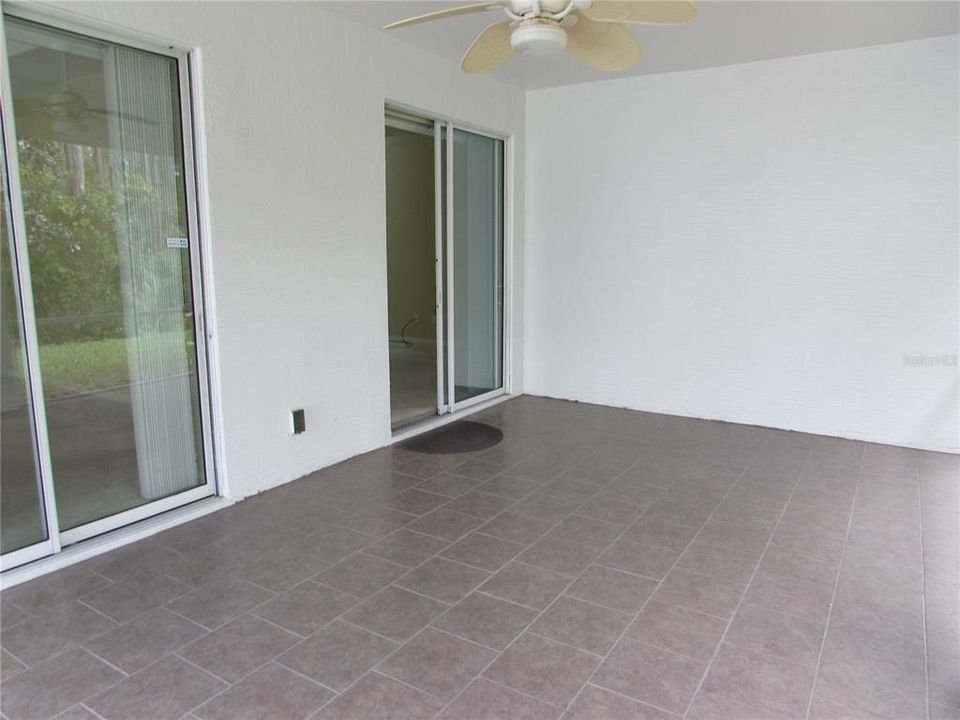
[291,409,305,434]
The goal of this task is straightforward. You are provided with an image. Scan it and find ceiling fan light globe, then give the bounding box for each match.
[510,23,567,55]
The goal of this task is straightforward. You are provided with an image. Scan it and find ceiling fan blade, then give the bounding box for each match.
[581,1,697,24]
[384,2,504,30]
[461,21,513,73]
[565,15,641,71]
[86,108,160,126]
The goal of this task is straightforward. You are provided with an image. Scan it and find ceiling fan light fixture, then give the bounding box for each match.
[510,21,567,55]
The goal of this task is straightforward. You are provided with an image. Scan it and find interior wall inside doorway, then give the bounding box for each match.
[385,124,438,429]
[385,127,435,342]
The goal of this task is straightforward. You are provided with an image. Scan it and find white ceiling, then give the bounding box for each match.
[325,1,960,90]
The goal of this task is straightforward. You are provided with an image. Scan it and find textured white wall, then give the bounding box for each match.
[525,36,959,452]
[43,1,526,499]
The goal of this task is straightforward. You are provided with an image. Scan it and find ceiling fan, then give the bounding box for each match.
[15,53,158,134]
[384,0,697,73]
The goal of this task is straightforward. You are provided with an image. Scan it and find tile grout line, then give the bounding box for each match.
[800,446,866,720]
[421,460,642,719]
[566,454,764,718]
[429,452,716,718]
[583,680,680,718]
[679,449,821,720]
[915,464,931,720]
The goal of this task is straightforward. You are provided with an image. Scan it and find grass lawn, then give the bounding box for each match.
[36,334,191,397]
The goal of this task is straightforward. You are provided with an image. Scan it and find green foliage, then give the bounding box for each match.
[18,140,125,344]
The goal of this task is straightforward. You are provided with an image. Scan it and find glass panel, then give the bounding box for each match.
[452,129,503,403]
[385,115,439,429]
[5,17,206,531]
[1,121,48,554]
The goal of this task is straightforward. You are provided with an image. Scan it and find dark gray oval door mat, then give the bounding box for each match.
[399,420,503,455]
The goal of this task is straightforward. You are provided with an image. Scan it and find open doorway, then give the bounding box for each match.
[385,113,438,428]
[384,106,506,432]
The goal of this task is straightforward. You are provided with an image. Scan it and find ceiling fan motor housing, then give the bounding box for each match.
[511,19,567,55]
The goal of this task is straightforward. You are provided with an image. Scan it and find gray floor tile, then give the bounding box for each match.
[365,529,451,567]
[278,620,398,690]
[416,473,484,498]
[653,568,745,618]
[475,476,542,500]
[178,613,299,682]
[928,651,960,710]
[478,562,571,610]
[476,512,557,544]
[757,544,841,586]
[702,643,816,719]
[1,648,27,681]
[385,488,451,515]
[194,663,333,720]
[562,684,677,720]
[406,508,486,541]
[231,548,331,592]
[743,571,835,623]
[3,398,955,720]
[377,627,496,701]
[541,478,601,503]
[85,655,225,720]
[82,570,191,624]
[437,678,562,720]
[344,585,448,642]
[349,507,419,536]
[252,581,357,636]
[82,608,206,674]
[484,633,600,707]
[626,600,727,661]
[450,459,507,481]
[299,525,378,562]
[592,638,705,714]
[0,647,123,720]
[0,602,29,631]
[619,517,700,551]
[1,601,116,667]
[394,557,490,604]
[596,539,680,580]
[565,564,658,614]
[575,497,647,526]
[697,519,774,556]
[687,689,788,720]
[547,516,624,549]
[529,596,632,655]
[50,706,101,720]
[433,592,538,650]
[510,494,583,521]
[440,533,526,572]
[166,575,273,630]
[312,671,444,720]
[725,603,825,667]
[677,541,759,585]
[443,491,516,519]
[313,552,408,598]
[517,537,600,577]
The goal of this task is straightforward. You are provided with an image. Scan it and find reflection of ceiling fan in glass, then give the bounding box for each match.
[384,0,697,73]
[15,53,157,135]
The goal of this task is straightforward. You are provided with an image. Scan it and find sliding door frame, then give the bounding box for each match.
[0,6,218,568]
[385,101,512,427]
[0,21,60,571]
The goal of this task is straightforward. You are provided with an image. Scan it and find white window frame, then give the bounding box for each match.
[0,5,221,569]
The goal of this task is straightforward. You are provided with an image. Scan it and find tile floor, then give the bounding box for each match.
[0,396,957,720]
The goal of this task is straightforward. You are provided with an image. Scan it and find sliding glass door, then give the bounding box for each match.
[385,108,506,429]
[450,128,504,405]
[0,13,214,569]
